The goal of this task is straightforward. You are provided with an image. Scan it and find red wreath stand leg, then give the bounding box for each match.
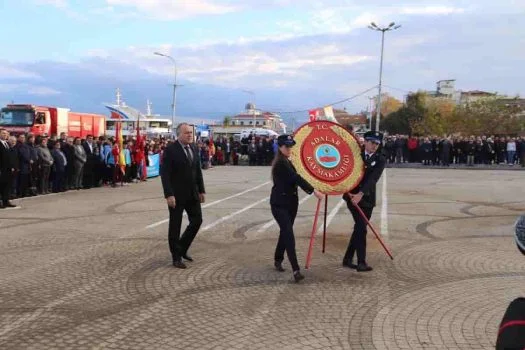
[305,198,322,269]
[305,197,394,269]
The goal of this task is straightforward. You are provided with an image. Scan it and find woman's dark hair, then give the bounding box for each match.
[271,146,288,179]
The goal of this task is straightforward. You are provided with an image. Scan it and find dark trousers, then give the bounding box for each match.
[344,203,374,265]
[52,171,65,192]
[18,173,30,197]
[272,204,300,272]
[0,176,10,205]
[83,160,94,188]
[39,166,51,194]
[168,199,203,260]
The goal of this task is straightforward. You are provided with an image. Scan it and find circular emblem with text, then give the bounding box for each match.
[290,120,364,195]
[315,144,341,169]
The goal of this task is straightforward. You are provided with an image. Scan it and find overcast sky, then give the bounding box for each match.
[1,0,524,120]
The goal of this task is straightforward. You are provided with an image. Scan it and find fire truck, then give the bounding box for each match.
[0,104,106,137]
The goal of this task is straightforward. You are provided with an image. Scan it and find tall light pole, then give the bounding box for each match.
[154,52,179,135]
[368,22,401,131]
[368,96,375,131]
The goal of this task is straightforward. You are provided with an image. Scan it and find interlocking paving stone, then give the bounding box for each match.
[0,167,523,349]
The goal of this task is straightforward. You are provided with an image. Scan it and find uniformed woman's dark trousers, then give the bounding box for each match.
[272,203,300,272]
[344,203,373,264]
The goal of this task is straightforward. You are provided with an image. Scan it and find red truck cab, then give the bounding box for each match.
[0,104,106,137]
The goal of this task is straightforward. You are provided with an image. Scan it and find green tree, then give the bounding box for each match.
[223,116,232,127]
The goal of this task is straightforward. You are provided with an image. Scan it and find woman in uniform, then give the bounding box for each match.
[271,134,323,282]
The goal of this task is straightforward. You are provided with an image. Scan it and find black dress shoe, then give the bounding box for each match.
[5,202,16,208]
[172,260,187,269]
[293,271,305,282]
[342,261,358,269]
[274,261,285,272]
[182,254,193,262]
[356,263,373,272]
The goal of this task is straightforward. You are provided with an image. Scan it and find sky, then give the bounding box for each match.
[1,0,524,123]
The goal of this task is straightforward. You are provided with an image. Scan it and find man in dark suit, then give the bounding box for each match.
[161,123,205,269]
[0,128,16,208]
[82,134,96,189]
[342,130,386,272]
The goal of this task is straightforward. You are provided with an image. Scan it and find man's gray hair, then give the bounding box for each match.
[176,123,191,137]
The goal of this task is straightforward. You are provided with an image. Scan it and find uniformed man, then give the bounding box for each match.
[270,134,323,282]
[342,130,386,272]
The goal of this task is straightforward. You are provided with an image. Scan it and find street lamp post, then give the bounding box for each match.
[368,96,375,131]
[154,52,179,135]
[368,22,401,132]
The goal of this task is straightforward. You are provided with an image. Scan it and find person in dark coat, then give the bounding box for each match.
[16,134,31,197]
[342,131,386,272]
[51,141,67,192]
[161,123,205,269]
[270,134,323,282]
[7,136,19,199]
[62,138,75,190]
[440,137,451,166]
[0,128,16,208]
[420,137,433,165]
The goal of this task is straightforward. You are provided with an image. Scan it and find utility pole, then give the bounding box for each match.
[154,52,182,136]
[368,22,401,131]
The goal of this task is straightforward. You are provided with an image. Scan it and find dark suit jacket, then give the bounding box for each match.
[161,142,205,203]
[270,157,314,208]
[52,149,67,173]
[16,142,32,174]
[83,141,95,157]
[8,147,19,172]
[0,141,10,180]
[344,151,386,208]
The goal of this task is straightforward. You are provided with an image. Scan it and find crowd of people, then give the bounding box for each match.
[2,127,524,208]
[198,132,525,168]
[382,134,525,167]
[0,128,170,208]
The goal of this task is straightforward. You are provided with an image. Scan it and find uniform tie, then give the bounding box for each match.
[184,145,193,163]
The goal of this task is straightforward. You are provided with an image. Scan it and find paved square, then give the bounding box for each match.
[0,167,523,349]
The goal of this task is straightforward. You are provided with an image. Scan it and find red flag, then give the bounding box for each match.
[309,109,319,121]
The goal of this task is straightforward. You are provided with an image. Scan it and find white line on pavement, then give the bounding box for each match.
[145,181,271,229]
[381,170,389,237]
[256,194,312,233]
[316,199,346,234]
[201,196,270,232]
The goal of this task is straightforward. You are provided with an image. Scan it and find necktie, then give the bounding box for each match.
[184,145,193,163]
[365,154,370,161]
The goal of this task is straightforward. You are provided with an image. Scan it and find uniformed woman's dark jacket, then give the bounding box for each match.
[343,151,386,208]
[270,157,314,208]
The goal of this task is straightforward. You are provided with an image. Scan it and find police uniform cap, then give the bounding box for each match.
[277,134,296,147]
[364,131,383,144]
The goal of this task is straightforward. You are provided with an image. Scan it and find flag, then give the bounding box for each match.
[309,109,319,121]
[322,106,338,123]
[115,120,126,175]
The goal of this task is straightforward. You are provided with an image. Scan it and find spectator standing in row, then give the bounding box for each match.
[83,134,96,189]
[37,137,54,195]
[73,137,87,190]
[507,138,516,165]
[51,141,67,192]
[16,134,31,197]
